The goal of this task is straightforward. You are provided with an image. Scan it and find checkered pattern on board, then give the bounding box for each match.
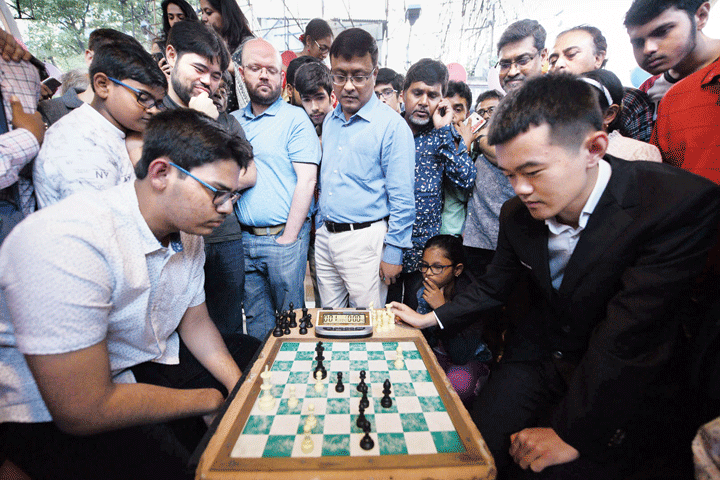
[231,340,465,458]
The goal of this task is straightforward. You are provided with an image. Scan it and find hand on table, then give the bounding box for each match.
[379,261,402,285]
[422,278,446,310]
[389,302,439,329]
[509,427,580,472]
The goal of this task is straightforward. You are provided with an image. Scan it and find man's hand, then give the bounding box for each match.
[509,428,580,472]
[454,118,474,152]
[422,278,446,309]
[275,232,297,245]
[158,57,172,81]
[0,30,31,62]
[379,261,402,285]
[188,91,219,120]
[389,302,439,328]
[11,95,45,144]
[433,98,454,129]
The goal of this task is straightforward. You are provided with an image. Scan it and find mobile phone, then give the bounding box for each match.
[152,52,165,63]
[42,77,62,95]
[465,112,486,134]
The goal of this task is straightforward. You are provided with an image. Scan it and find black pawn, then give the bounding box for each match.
[272,312,283,337]
[357,370,366,392]
[298,320,308,335]
[335,372,345,393]
[305,314,313,328]
[360,425,374,451]
[356,405,369,429]
[381,379,392,408]
[283,317,291,335]
[302,306,308,318]
[359,390,369,410]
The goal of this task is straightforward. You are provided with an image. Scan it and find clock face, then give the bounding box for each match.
[318,312,369,325]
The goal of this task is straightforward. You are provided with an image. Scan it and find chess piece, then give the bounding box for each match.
[289,305,297,328]
[305,313,313,328]
[314,343,327,379]
[283,316,291,335]
[394,346,404,369]
[302,306,308,318]
[360,424,374,451]
[272,312,283,337]
[356,404,369,430]
[305,403,317,430]
[298,320,308,335]
[314,370,324,392]
[335,372,345,393]
[359,390,369,410]
[258,366,276,411]
[301,422,314,454]
[381,379,392,408]
[357,370,366,392]
[288,385,298,409]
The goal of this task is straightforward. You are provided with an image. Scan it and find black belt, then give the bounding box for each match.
[324,219,376,233]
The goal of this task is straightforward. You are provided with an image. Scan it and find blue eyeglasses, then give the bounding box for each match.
[169,162,242,206]
[108,77,166,111]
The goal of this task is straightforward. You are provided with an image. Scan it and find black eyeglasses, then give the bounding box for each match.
[496,52,539,72]
[331,68,377,87]
[313,39,330,54]
[375,88,397,100]
[477,106,495,117]
[108,77,166,111]
[169,162,242,206]
[418,262,454,275]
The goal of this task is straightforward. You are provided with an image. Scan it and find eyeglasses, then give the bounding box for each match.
[476,106,495,117]
[242,64,281,76]
[168,162,242,206]
[313,39,330,54]
[108,77,166,111]
[496,52,539,72]
[418,261,454,275]
[375,88,397,100]
[331,68,377,87]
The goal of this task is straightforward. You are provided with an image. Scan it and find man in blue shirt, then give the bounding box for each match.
[315,28,415,308]
[232,39,320,339]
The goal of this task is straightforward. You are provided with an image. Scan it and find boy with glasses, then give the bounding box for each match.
[315,28,415,309]
[33,40,166,208]
[374,67,403,113]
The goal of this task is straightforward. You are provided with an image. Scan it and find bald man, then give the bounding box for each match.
[231,39,320,339]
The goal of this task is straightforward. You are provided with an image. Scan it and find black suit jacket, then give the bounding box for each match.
[436,156,720,460]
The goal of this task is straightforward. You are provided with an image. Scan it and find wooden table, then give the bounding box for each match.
[195,309,496,480]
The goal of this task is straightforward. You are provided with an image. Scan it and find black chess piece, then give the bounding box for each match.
[288,309,297,328]
[304,314,313,328]
[302,306,308,318]
[298,319,308,335]
[360,424,374,451]
[314,359,327,379]
[272,312,283,337]
[356,404,368,429]
[283,317,291,335]
[357,370,366,392]
[381,379,392,408]
[359,390,369,410]
[335,372,345,393]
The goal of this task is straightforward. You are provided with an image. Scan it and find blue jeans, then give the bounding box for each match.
[242,220,310,340]
[204,238,245,335]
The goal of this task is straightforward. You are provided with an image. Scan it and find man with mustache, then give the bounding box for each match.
[315,27,415,309]
[231,38,320,339]
[497,19,547,94]
[387,59,475,304]
[624,0,720,144]
[164,20,257,338]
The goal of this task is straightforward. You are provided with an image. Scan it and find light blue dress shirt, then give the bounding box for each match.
[232,97,320,227]
[318,94,415,265]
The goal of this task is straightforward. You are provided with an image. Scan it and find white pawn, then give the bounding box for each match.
[301,422,314,454]
[314,370,324,392]
[305,403,318,430]
[287,385,298,409]
[258,365,276,411]
[394,345,404,369]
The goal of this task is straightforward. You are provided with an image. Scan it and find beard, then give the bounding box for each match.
[407,108,431,128]
[247,81,281,106]
[171,73,194,106]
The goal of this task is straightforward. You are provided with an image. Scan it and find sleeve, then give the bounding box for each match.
[380,119,416,264]
[437,124,476,191]
[288,113,321,165]
[551,182,720,461]
[0,128,40,189]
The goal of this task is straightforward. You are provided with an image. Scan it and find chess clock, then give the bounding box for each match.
[315,309,373,338]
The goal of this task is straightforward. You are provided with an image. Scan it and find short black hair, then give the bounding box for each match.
[403,58,449,95]
[580,69,624,132]
[488,74,602,148]
[624,0,704,27]
[287,56,321,87]
[89,41,167,93]
[136,108,253,178]
[167,20,230,72]
[424,235,466,266]
[202,0,253,52]
[475,89,503,110]
[88,28,139,52]
[446,81,472,111]
[330,28,379,67]
[161,0,198,37]
[302,18,333,45]
[497,19,546,54]
[558,25,608,68]
[376,67,403,92]
[294,61,333,97]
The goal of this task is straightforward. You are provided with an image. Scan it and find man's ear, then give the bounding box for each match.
[165,44,178,68]
[454,263,464,277]
[584,130,609,166]
[84,49,94,67]
[146,157,172,192]
[93,72,111,100]
[695,2,711,30]
[330,90,337,105]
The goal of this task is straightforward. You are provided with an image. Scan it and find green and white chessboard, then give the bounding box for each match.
[231,340,465,458]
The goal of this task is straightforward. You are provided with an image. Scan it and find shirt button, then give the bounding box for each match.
[334,170,337,173]
[561,325,571,333]
[329,192,333,196]
[552,350,564,360]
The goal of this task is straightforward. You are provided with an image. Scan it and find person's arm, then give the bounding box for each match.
[0,93,44,189]
[0,29,31,62]
[436,124,476,192]
[177,302,242,394]
[24,339,224,435]
[238,158,257,191]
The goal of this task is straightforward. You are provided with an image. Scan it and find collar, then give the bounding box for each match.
[240,95,284,119]
[162,94,182,110]
[62,87,85,109]
[331,92,379,124]
[80,102,126,139]
[701,56,720,87]
[123,182,185,255]
[545,159,612,233]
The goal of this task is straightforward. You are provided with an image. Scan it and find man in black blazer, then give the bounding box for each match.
[391,74,720,478]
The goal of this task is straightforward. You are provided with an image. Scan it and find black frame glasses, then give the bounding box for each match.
[496,52,539,72]
[418,262,454,275]
[108,77,166,111]
[375,88,397,100]
[168,162,242,206]
[331,68,377,87]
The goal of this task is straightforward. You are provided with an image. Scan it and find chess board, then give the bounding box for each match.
[195,313,496,480]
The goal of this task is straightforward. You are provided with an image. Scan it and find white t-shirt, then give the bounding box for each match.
[0,182,206,422]
[33,102,135,209]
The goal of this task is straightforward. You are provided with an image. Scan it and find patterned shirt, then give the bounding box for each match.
[403,124,476,272]
[0,57,41,216]
[0,182,206,422]
[33,103,134,208]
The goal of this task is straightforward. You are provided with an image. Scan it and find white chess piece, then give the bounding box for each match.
[258,366,276,411]
[301,422,314,454]
[394,345,404,369]
[305,403,318,430]
[314,370,324,392]
[288,385,298,409]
